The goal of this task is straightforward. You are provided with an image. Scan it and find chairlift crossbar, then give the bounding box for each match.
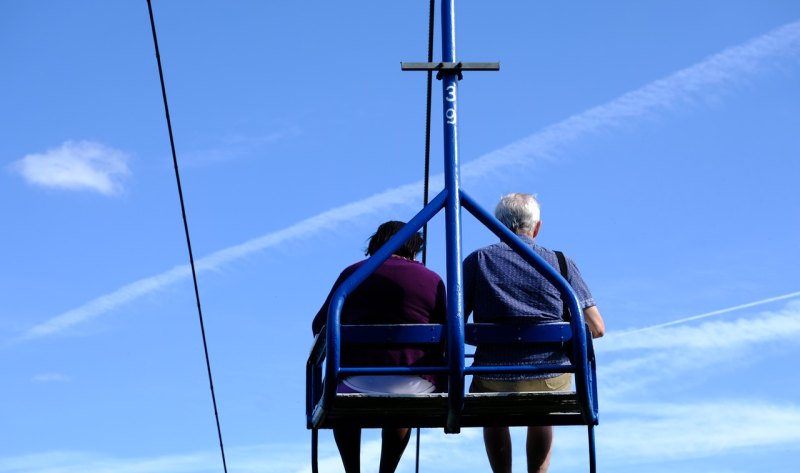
[400,61,500,71]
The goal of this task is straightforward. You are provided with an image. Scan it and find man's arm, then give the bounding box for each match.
[583,305,605,338]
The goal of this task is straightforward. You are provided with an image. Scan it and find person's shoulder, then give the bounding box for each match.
[348,259,368,270]
[410,259,443,279]
[390,259,444,284]
[340,259,367,276]
[531,242,555,256]
[423,267,444,284]
[541,247,586,275]
[542,246,579,266]
[468,242,505,256]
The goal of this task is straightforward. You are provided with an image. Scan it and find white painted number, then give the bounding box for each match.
[445,84,457,124]
[446,107,456,125]
[445,84,457,102]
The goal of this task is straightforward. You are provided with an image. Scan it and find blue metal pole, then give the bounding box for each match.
[311,429,319,473]
[441,0,466,434]
[588,425,597,473]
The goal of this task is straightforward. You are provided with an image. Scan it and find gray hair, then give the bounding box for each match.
[494,193,541,235]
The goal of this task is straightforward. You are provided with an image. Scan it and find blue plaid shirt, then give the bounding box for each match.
[463,235,595,380]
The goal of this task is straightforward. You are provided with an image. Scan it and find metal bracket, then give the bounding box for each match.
[401,61,500,80]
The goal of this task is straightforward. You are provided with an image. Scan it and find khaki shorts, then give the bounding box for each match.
[470,373,572,393]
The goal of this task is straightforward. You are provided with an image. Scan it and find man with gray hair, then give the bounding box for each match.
[463,192,605,473]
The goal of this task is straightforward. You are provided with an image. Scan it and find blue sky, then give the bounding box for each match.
[2,1,800,472]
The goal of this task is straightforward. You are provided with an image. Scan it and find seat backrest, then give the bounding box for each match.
[465,322,572,346]
[340,323,446,345]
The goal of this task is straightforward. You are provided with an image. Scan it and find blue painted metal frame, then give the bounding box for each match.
[309,0,597,436]
[440,0,467,433]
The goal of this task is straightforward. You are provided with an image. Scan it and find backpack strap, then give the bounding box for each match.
[554,250,571,322]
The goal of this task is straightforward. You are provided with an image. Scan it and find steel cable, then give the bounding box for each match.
[417,1,436,472]
[145,2,229,472]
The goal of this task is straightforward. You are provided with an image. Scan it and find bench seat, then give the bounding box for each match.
[316,391,586,429]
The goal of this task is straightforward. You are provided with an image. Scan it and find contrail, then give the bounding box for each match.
[618,290,800,335]
[460,20,800,177]
[20,182,422,340]
[20,20,800,340]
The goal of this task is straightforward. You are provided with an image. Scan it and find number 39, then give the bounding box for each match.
[445,84,457,124]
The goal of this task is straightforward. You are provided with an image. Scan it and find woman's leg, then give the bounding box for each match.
[379,427,411,473]
[333,427,361,473]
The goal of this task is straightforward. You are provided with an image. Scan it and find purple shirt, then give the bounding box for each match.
[313,256,447,385]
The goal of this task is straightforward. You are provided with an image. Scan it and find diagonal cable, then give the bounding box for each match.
[421,0,436,268]
[418,2,437,473]
[145,2,229,472]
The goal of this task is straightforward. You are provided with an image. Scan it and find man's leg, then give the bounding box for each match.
[379,427,411,473]
[333,427,361,473]
[526,425,554,473]
[483,426,512,473]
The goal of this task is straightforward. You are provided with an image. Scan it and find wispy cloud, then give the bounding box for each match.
[19,20,800,339]
[6,397,798,473]
[597,299,800,399]
[183,128,300,167]
[460,20,800,179]
[555,400,800,467]
[31,373,71,383]
[562,299,800,467]
[601,297,800,352]
[6,302,800,471]
[0,449,213,473]
[0,441,418,473]
[10,141,131,195]
[0,435,481,473]
[19,184,420,340]
[21,265,191,340]
[15,303,799,471]
[618,290,800,334]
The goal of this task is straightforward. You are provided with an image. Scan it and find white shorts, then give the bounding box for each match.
[342,375,436,394]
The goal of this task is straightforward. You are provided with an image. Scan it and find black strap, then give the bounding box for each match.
[555,251,570,322]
